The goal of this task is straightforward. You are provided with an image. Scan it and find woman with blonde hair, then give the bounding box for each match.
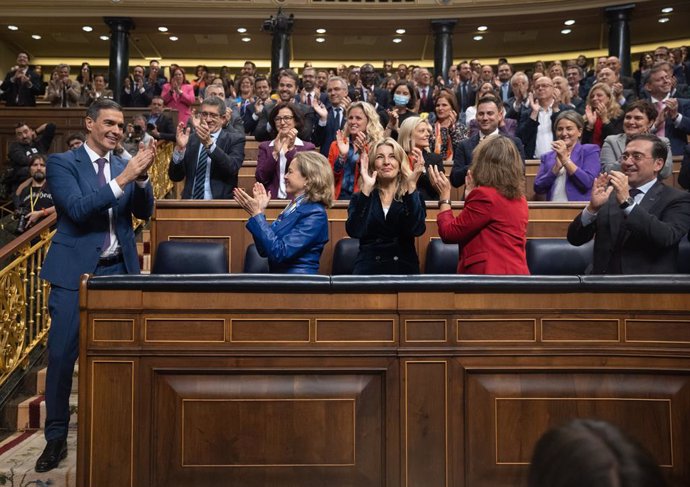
[398,117,444,200]
[346,138,426,274]
[582,82,624,146]
[429,135,529,274]
[234,151,333,274]
[328,101,385,199]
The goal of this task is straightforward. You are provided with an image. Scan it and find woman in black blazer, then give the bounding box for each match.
[397,116,444,200]
[346,138,426,274]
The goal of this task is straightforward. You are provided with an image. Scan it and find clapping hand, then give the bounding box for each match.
[175,122,191,151]
[588,173,613,212]
[406,150,426,193]
[233,182,271,217]
[359,151,377,196]
[584,104,597,127]
[428,165,451,201]
[528,92,540,114]
[386,109,399,131]
[336,129,349,157]
[353,132,368,154]
[551,140,569,165]
[312,98,328,120]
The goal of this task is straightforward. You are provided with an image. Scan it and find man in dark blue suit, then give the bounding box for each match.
[312,76,350,156]
[644,65,690,156]
[455,61,477,114]
[37,99,154,472]
[451,97,526,187]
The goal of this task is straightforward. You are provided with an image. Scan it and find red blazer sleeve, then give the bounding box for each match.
[437,186,494,245]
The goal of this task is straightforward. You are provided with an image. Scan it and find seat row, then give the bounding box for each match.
[151,238,690,275]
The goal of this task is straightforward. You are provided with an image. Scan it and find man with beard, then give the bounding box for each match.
[121,65,154,107]
[299,67,327,106]
[253,69,316,142]
[7,121,56,193]
[13,154,55,233]
[349,63,389,109]
[1,51,43,106]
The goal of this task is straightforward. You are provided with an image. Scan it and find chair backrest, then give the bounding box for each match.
[526,238,593,275]
[678,237,690,274]
[243,243,270,273]
[152,240,228,274]
[331,238,359,275]
[424,239,459,274]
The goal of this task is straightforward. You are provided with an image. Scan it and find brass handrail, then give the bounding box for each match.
[0,213,56,385]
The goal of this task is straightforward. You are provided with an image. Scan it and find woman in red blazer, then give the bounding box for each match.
[429,135,529,274]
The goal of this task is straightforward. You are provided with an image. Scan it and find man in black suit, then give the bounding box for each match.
[568,134,690,274]
[349,63,389,110]
[416,68,436,114]
[496,62,514,103]
[644,65,690,156]
[168,96,245,199]
[451,97,526,187]
[254,70,316,142]
[455,61,476,114]
[121,65,154,108]
[1,51,43,106]
[146,96,176,142]
[312,76,351,156]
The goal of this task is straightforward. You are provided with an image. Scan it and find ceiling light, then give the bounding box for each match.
[561,29,572,34]
[661,7,673,13]
[241,37,251,42]
[100,35,109,41]
[393,38,402,43]
[31,34,41,40]
[477,26,488,31]
[564,19,576,26]
[169,36,179,41]
[82,26,93,32]
[8,25,18,31]
[396,29,406,34]
[158,26,168,32]
[658,17,670,23]
[316,28,326,34]
[473,35,483,41]
[237,27,247,33]
[316,37,326,43]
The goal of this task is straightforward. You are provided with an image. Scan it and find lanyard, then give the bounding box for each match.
[29,186,41,212]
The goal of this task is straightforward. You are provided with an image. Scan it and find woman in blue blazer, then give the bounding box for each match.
[234,151,333,274]
[346,138,426,274]
[534,111,601,202]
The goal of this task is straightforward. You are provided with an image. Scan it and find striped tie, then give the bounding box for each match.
[192,145,209,199]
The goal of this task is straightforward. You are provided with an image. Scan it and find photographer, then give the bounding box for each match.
[13,154,54,234]
[123,115,154,157]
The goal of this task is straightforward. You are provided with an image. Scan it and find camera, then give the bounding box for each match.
[15,207,30,234]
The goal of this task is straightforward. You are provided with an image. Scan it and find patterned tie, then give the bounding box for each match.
[655,101,665,137]
[95,158,111,249]
[192,145,209,199]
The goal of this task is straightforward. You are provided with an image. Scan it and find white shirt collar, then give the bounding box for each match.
[269,137,305,147]
[480,128,500,140]
[83,142,111,163]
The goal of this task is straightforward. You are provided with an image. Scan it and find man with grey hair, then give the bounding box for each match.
[204,82,245,134]
[312,76,351,156]
[46,64,81,107]
[169,96,245,199]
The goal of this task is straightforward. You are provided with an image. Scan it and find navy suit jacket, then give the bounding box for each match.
[346,190,426,274]
[312,106,347,156]
[246,200,329,274]
[168,129,245,199]
[450,133,526,188]
[662,98,690,156]
[41,146,154,290]
[1,69,43,106]
[567,181,690,274]
[455,82,477,113]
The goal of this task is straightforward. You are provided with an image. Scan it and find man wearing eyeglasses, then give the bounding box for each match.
[168,96,245,199]
[568,134,690,274]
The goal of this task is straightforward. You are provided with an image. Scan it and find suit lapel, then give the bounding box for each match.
[616,135,626,156]
[75,146,100,191]
[638,180,664,214]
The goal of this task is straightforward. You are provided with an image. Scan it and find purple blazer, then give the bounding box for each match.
[533,143,601,201]
[255,139,316,198]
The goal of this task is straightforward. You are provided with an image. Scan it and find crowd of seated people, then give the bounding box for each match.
[1,46,690,275]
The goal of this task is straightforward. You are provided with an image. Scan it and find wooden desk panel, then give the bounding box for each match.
[152,201,584,274]
[79,279,690,487]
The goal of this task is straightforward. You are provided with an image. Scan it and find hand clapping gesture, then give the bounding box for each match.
[336,129,350,157]
[359,151,377,197]
[428,165,451,202]
[588,173,614,212]
[175,122,191,151]
[406,150,426,194]
[551,140,569,171]
[386,109,400,131]
[312,98,328,121]
[528,92,540,115]
[584,104,597,127]
[233,182,271,217]
[353,132,368,154]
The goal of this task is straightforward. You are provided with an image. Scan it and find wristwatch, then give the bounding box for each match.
[619,196,635,209]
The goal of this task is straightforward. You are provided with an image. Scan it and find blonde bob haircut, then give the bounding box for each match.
[343,101,385,146]
[292,151,334,208]
[365,137,412,200]
[397,117,431,153]
[469,134,525,200]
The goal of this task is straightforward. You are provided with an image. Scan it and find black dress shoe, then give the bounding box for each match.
[35,438,67,473]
